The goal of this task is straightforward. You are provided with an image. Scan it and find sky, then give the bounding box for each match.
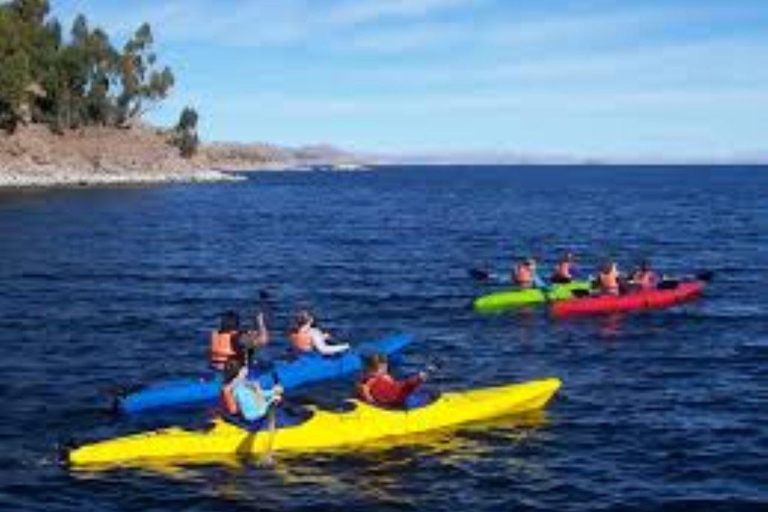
[49,0,768,161]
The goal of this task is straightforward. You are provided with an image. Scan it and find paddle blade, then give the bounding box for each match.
[695,270,715,282]
[468,268,491,281]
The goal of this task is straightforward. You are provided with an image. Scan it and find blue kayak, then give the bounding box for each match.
[116,333,414,415]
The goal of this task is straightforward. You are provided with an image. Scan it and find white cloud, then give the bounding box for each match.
[486,3,768,50]
[322,0,481,26]
[51,0,482,48]
[344,21,466,52]
[195,86,768,119]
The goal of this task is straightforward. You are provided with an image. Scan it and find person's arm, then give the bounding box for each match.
[240,312,269,349]
[532,271,550,290]
[357,380,375,403]
[261,385,283,406]
[310,329,350,355]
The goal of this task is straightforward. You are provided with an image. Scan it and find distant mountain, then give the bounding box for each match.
[203,141,365,170]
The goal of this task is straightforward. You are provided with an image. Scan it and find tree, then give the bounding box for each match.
[0,2,179,133]
[0,6,31,131]
[11,0,49,25]
[172,106,200,158]
[0,52,30,131]
[116,23,174,126]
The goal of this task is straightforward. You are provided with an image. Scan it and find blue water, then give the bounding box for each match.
[0,166,766,511]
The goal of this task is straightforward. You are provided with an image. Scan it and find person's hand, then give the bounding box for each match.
[274,384,284,396]
[418,371,428,381]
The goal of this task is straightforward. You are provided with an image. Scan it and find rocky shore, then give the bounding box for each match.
[0,124,364,188]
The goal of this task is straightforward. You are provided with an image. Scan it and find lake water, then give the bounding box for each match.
[0,165,766,511]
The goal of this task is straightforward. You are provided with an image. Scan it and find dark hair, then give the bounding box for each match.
[220,310,240,332]
[364,354,388,373]
[290,310,313,333]
[223,358,244,385]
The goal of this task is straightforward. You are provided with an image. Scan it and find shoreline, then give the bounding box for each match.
[0,124,366,189]
[0,168,241,189]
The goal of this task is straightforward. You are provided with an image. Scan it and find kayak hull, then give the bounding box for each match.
[473,281,591,312]
[117,334,413,415]
[70,378,561,466]
[551,281,705,317]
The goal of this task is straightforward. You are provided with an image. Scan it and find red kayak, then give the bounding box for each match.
[551,280,706,317]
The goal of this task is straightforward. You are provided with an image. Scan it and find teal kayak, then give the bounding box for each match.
[473,281,591,312]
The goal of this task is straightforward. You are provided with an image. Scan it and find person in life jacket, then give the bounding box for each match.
[357,354,425,408]
[631,260,659,290]
[220,358,283,422]
[512,257,546,289]
[288,310,350,356]
[550,253,576,284]
[209,310,270,370]
[596,261,622,295]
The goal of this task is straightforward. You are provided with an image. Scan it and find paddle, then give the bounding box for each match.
[262,371,282,466]
[468,267,493,281]
[242,289,272,367]
[656,270,714,290]
[468,267,510,284]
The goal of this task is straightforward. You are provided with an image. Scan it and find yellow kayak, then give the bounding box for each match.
[68,378,561,466]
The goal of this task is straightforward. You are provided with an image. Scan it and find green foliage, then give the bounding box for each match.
[172,106,200,158]
[0,0,181,133]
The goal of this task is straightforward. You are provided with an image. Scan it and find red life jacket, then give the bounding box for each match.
[513,265,533,287]
[209,330,239,369]
[359,372,422,407]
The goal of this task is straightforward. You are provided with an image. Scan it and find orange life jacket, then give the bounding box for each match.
[290,328,313,353]
[220,384,239,415]
[514,265,533,286]
[209,330,239,369]
[599,270,619,294]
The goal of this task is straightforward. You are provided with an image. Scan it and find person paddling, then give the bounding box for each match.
[220,358,283,422]
[209,310,270,370]
[512,257,546,289]
[631,260,659,290]
[596,261,622,295]
[209,311,243,370]
[288,310,350,356]
[357,354,425,408]
[550,253,576,284]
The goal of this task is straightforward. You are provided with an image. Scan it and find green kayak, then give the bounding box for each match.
[473,281,591,312]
